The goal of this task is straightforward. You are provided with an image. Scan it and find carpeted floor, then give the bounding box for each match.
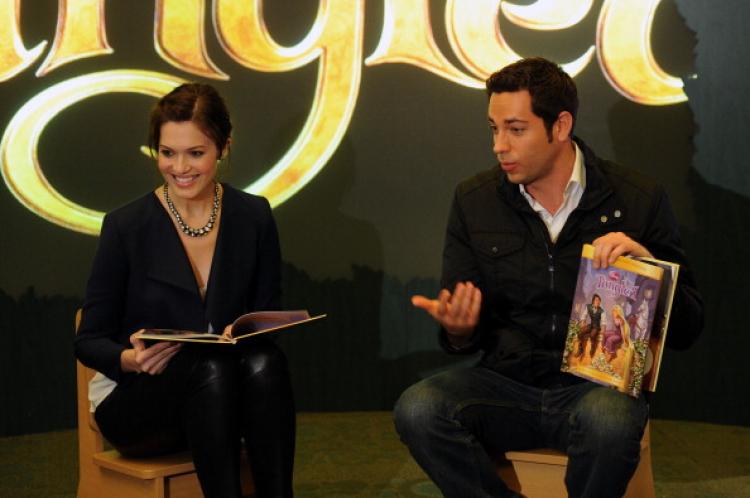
[1,412,748,497]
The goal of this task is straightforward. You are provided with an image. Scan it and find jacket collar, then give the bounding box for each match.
[573,137,614,211]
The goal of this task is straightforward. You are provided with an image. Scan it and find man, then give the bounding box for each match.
[394,58,703,498]
[577,293,605,358]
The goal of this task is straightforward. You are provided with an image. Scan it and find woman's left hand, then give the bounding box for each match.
[221,324,233,341]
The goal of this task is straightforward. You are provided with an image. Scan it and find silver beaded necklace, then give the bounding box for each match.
[163,182,220,237]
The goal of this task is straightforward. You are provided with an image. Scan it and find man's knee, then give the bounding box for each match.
[572,387,647,447]
[393,378,449,443]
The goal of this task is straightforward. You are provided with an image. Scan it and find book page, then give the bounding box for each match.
[233,312,326,340]
[137,311,325,344]
[139,329,230,344]
[637,258,680,391]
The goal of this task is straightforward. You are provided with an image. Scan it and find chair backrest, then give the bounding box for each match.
[75,310,105,453]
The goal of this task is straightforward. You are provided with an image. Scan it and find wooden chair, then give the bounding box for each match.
[496,424,655,498]
[75,310,254,498]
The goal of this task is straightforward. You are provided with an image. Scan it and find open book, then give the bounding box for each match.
[560,244,679,397]
[139,310,325,344]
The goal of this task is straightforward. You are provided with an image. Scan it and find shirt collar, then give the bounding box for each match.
[519,141,586,202]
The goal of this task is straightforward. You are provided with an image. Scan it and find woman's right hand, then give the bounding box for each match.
[120,330,182,374]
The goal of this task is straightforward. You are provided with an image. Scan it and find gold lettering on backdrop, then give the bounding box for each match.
[501,0,594,31]
[214,0,364,206]
[0,0,47,81]
[445,0,595,80]
[155,0,228,79]
[365,0,483,88]
[0,1,691,233]
[36,0,113,77]
[0,71,186,235]
[597,0,687,105]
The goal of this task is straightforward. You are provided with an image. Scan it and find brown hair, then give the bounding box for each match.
[486,57,578,139]
[148,83,232,157]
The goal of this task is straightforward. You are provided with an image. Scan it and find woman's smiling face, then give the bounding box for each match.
[157,120,222,201]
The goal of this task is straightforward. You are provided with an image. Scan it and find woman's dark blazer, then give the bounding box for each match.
[74,184,281,383]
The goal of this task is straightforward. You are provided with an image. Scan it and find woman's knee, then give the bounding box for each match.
[239,339,288,373]
[187,350,239,392]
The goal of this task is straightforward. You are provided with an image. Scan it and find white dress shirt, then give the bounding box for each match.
[519,142,585,243]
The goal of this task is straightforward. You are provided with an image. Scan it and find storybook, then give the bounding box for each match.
[560,244,679,397]
[139,310,326,344]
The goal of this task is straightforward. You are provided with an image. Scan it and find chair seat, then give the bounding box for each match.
[92,450,197,480]
[497,431,655,498]
[504,448,568,466]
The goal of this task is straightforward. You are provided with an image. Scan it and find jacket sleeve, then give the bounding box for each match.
[437,189,485,354]
[641,186,704,350]
[73,213,130,382]
[246,197,282,311]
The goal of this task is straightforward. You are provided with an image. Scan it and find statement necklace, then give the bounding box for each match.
[163,182,220,237]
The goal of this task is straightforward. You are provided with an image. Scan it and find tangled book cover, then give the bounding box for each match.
[561,244,676,397]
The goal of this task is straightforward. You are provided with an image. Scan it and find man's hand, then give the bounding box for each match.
[412,282,482,343]
[591,232,653,269]
[121,330,182,375]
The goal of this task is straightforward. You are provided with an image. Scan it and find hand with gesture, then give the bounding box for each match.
[412,282,482,346]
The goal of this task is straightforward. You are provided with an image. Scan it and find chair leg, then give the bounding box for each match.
[624,444,656,498]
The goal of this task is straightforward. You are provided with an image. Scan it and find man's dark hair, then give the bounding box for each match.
[486,57,578,138]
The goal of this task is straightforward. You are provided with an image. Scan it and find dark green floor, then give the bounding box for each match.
[1,412,748,497]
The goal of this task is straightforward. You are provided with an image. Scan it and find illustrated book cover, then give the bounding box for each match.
[560,244,679,397]
[139,310,326,344]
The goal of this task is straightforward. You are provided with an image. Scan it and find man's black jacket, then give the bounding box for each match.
[439,138,704,387]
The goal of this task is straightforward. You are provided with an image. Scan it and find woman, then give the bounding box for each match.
[602,304,631,362]
[74,83,295,498]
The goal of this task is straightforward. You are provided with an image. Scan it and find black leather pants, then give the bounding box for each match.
[95,337,296,498]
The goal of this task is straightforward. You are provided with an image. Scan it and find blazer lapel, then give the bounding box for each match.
[146,198,200,296]
[203,186,243,323]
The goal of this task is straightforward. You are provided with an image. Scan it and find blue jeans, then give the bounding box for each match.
[393,367,648,498]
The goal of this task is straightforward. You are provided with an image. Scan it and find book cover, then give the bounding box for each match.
[561,245,664,397]
[139,310,326,344]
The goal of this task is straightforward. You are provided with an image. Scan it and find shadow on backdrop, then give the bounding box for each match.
[606,1,749,424]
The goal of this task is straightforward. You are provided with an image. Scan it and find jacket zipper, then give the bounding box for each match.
[535,218,557,336]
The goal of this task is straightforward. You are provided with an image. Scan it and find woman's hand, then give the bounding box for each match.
[120,330,182,375]
[221,324,233,341]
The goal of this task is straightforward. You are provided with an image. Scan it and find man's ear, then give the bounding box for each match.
[555,111,574,142]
